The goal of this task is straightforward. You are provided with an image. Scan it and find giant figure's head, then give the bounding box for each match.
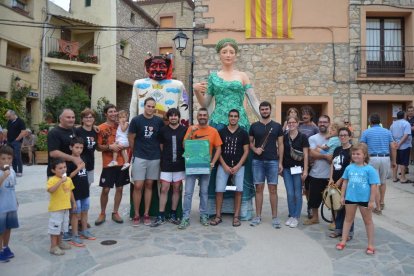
[145,54,172,80]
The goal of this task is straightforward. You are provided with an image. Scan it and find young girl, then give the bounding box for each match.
[47,158,76,256]
[335,143,379,255]
[108,110,130,170]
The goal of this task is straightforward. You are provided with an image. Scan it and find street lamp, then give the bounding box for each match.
[172,30,189,54]
[172,30,194,123]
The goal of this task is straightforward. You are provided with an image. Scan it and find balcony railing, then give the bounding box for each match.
[355,46,414,78]
[45,37,100,65]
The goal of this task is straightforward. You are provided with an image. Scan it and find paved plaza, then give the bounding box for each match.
[2,155,414,276]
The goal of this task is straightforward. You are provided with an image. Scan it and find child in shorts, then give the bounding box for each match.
[67,137,95,247]
[317,123,340,155]
[47,158,76,256]
[108,110,130,170]
[0,145,19,262]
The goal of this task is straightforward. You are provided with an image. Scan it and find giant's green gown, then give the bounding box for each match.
[207,72,255,220]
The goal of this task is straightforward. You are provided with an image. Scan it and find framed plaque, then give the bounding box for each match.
[184,140,210,175]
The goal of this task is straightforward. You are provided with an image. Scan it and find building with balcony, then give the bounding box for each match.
[0,0,44,126]
[193,0,414,136]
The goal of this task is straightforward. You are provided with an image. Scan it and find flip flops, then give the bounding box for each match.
[336,243,346,250]
[366,247,375,255]
[400,179,414,184]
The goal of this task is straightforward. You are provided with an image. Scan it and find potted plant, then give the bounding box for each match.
[35,123,49,164]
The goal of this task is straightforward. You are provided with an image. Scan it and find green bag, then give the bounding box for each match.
[183,140,210,175]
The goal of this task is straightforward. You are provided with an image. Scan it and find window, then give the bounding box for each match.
[160,16,174,28]
[366,18,404,76]
[6,42,31,72]
[85,0,91,7]
[130,13,135,24]
[11,0,30,16]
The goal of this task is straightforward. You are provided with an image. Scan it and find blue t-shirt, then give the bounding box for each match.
[129,114,164,160]
[0,169,18,213]
[342,163,380,202]
[360,125,394,155]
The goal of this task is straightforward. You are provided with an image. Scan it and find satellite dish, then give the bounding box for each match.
[21,56,31,71]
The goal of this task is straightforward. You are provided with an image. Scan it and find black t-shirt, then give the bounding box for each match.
[219,127,249,167]
[129,114,164,160]
[75,127,97,171]
[249,120,283,160]
[407,116,414,136]
[66,161,89,200]
[283,132,310,168]
[159,124,187,172]
[6,117,26,142]
[332,146,351,182]
[47,126,76,176]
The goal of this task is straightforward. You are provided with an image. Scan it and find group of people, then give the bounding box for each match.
[0,37,413,261]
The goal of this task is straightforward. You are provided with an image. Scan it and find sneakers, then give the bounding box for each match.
[50,246,65,256]
[168,214,180,225]
[289,218,299,228]
[132,216,140,227]
[143,215,151,226]
[112,212,124,224]
[250,216,261,227]
[200,215,209,226]
[285,217,294,226]
[178,218,190,230]
[95,213,106,226]
[80,230,96,240]
[0,250,10,262]
[107,160,118,167]
[62,231,72,241]
[150,216,165,227]
[58,242,71,250]
[2,246,14,259]
[272,217,282,229]
[69,235,85,247]
[121,162,130,171]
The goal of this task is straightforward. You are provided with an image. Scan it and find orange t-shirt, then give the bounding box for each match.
[184,125,223,155]
[98,122,127,168]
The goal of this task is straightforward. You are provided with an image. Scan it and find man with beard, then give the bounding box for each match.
[249,101,284,228]
[150,108,187,227]
[129,54,189,125]
[304,115,332,225]
[178,108,222,230]
[129,98,165,226]
[210,109,249,227]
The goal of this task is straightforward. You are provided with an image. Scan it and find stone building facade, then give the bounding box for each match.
[193,0,414,137]
[137,0,195,92]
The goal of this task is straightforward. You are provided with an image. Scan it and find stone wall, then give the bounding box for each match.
[116,0,157,85]
[139,1,194,91]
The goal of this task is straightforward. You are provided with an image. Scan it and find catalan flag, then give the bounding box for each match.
[245,0,292,39]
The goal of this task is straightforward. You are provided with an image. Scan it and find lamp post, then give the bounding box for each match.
[172,30,194,123]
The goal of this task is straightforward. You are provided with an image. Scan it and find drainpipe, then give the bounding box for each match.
[40,0,51,119]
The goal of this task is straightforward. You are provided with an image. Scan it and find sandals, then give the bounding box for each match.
[366,247,375,255]
[329,233,341,238]
[336,242,346,250]
[232,217,241,227]
[209,216,222,226]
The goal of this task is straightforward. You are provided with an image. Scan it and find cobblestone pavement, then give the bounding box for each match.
[2,162,414,276]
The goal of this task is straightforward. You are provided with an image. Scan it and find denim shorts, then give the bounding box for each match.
[0,211,19,234]
[215,165,245,192]
[252,159,279,185]
[71,197,90,214]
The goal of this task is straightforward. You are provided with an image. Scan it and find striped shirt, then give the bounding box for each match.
[360,125,394,154]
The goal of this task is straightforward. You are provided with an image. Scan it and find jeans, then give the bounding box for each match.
[183,174,211,219]
[10,140,23,173]
[334,207,354,237]
[282,169,303,218]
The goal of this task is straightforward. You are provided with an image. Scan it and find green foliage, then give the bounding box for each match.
[45,84,91,124]
[0,98,22,128]
[94,96,110,124]
[35,131,48,151]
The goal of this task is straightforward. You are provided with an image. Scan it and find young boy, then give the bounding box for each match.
[67,137,95,247]
[0,145,19,262]
[47,158,75,256]
[317,123,341,155]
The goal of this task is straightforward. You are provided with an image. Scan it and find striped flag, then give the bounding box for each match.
[245,0,292,39]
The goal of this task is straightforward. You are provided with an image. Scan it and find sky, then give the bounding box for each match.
[50,0,70,11]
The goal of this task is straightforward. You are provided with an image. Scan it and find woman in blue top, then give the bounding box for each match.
[336,143,380,255]
[193,38,260,220]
